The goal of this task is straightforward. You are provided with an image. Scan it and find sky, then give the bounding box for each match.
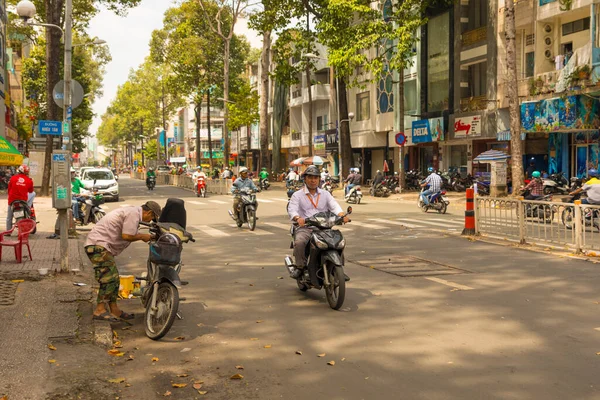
[87,0,262,138]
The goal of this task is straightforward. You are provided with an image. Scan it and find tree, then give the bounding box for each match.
[228,81,259,130]
[504,0,523,190]
[142,139,158,161]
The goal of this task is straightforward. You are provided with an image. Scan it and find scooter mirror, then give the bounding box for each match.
[347,206,353,215]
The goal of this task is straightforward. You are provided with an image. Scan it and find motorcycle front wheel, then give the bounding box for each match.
[418,198,427,213]
[325,263,345,310]
[561,207,574,229]
[145,281,179,341]
[247,208,256,231]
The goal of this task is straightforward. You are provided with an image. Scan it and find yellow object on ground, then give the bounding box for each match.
[118,275,135,298]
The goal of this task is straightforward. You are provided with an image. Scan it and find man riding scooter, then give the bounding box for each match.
[420,167,442,206]
[146,167,156,187]
[192,166,207,196]
[259,167,269,189]
[71,168,86,223]
[6,165,35,231]
[569,168,600,205]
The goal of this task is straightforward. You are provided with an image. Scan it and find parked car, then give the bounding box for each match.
[80,168,120,202]
[157,165,172,174]
[77,166,94,179]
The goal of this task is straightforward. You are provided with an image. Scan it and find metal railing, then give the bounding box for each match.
[130,172,232,195]
[475,196,600,253]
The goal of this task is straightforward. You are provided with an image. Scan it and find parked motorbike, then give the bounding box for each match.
[138,213,195,340]
[345,185,363,204]
[520,189,554,223]
[560,192,600,230]
[330,176,340,189]
[284,207,352,310]
[147,176,156,190]
[405,170,424,191]
[286,181,304,211]
[196,176,207,198]
[75,192,106,226]
[474,179,490,196]
[323,177,333,194]
[369,183,391,197]
[417,186,449,214]
[543,172,570,195]
[229,187,259,231]
[10,200,37,234]
[437,171,454,191]
[382,176,399,194]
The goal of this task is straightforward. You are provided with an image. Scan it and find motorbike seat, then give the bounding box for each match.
[159,198,187,229]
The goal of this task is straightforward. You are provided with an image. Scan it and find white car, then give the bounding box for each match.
[80,168,119,202]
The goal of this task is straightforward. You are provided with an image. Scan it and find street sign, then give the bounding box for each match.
[39,120,62,135]
[395,132,406,146]
[63,136,70,144]
[53,79,84,109]
[62,122,70,134]
[66,106,72,121]
[133,160,138,167]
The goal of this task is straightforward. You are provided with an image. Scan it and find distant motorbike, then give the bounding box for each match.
[147,176,156,190]
[229,187,259,231]
[543,172,570,195]
[259,178,270,191]
[196,176,207,198]
[474,179,490,196]
[323,177,333,194]
[369,183,391,198]
[284,207,352,310]
[560,192,600,231]
[10,200,37,234]
[345,185,363,204]
[417,185,449,214]
[286,181,304,211]
[76,194,106,226]
[520,189,554,223]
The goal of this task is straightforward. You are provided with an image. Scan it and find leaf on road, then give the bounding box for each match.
[198,390,208,395]
[197,323,204,327]
[249,284,254,286]
[235,365,244,370]
[264,345,272,348]
[171,383,187,388]
[327,361,335,366]
[175,336,185,341]
[341,358,346,361]
[48,359,56,363]
[317,353,326,357]
[193,383,203,390]
[152,357,159,362]
[256,320,264,323]
[10,279,24,283]
[108,349,125,357]
[295,351,302,355]
[277,276,284,279]
[127,355,134,361]
[48,344,57,351]
[163,391,171,396]
[176,373,189,377]
[108,378,126,384]
[113,341,123,348]
[596,352,600,355]
[113,330,118,339]
[230,374,244,380]
[181,348,192,353]
[250,338,259,341]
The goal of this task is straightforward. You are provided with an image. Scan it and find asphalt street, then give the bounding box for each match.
[73,176,600,399]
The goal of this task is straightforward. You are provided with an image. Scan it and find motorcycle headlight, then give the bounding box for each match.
[313,235,329,249]
[336,238,346,249]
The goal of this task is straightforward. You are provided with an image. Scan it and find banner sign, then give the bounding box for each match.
[411,117,444,144]
[325,129,338,151]
[313,134,326,155]
[454,115,482,137]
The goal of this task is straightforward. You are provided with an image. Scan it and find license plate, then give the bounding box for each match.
[14,210,24,218]
[442,196,449,202]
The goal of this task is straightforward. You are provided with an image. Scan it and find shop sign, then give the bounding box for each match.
[313,134,326,155]
[325,129,337,151]
[411,117,444,144]
[5,126,18,141]
[454,115,481,137]
[202,151,223,159]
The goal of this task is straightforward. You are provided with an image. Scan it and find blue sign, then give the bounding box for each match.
[395,132,406,146]
[67,106,73,121]
[52,154,66,162]
[411,118,444,144]
[133,160,138,167]
[39,120,62,135]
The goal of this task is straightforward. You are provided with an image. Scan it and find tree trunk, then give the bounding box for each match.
[505,0,524,190]
[207,91,213,170]
[223,40,230,168]
[41,0,64,196]
[339,78,351,180]
[305,14,313,157]
[195,95,201,167]
[398,71,405,190]
[259,30,271,172]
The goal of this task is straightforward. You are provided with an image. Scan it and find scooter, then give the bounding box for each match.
[9,200,37,234]
[323,177,333,194]
[284,207,352,310]
[229,187,259,231]
[259,178,270,191]
[147,176,156,190]
[417,185,449,214]
[345,185,363,204]
[561,192,600,230]
[520,189,554,223]
[75,192,106,226]
[196,176,207,198]
[543,172,570,195]
[369,183,391,197]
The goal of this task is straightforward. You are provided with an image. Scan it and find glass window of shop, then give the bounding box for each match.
[571,131,600,178]
[427,13,450,113]
[356,92,370,121]
[404,79,418,115]
[449,145,468,176]
[464,0,488,32]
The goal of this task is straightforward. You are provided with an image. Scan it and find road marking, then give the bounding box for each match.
[208,200,227,204]
[264,222,292,230]
[425,277,474,291]
[371,218,420,228]
[188,200,205,205]
[229,225,273,235]
[191,225,230,237]
[429,218,464,225]
[259,199,275,203]
[351,221,387,230]
[398,218,460,228]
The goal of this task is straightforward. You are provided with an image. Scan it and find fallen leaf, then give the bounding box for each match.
[134,346,140,350]
[256,320,264,323]
[596,352,600,355]
[121,326,131,330]
[197,323,204,327]
[176,373,189,377]
[108,378,126,384]
[48,344,57,351]
[249,284,254,286]
[108,349,125,357]
[327,361,335,366]
[171,383,187,388]
[163,391,172,396]
[152,357,159,362]
[235,365,244,370]
[114,341,123,348]
[193,383,203,390]
[295,351,303,355]
[317,353,326,357]
[108,349,120,355]
[127,355,134,361]
[10,279,24,283]
[180,348,192,353]
[230,374,244,380]
[198,391,208,395]
[48,359,56,363]
[264,345,272,348]
[113,330,118,339]
[277,276,284,279]
[194,381,205,385]
[250,338,259,341]
[341,358,346,361]
[175,336,185,341]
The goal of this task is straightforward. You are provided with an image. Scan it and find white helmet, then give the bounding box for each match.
[354,168,360,173]
[239,167,248,174]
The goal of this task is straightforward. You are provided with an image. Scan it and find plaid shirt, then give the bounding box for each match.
[424,173,443,193]
[525,178,544,196]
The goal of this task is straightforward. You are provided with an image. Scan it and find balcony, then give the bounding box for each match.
[459,95,488,112]
[290,84,332,107]
[462,27,487,47]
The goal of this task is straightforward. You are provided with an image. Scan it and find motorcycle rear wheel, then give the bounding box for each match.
[247,209,256,231]
[561,207,574,229]
[438,201,447,214]
[145,281,179,340]
[325,263,345,310]
[201,188,206,198]
[93,211,106,224]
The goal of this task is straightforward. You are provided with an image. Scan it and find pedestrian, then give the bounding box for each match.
[85,200,162,322]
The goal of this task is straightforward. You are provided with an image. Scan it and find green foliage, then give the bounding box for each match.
[142,139,158,160]
[227,81,259,129]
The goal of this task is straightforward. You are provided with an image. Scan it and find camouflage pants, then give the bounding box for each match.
[85,245,119,304]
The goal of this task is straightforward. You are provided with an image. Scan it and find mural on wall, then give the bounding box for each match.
[521,95,600,132]
[548,133,564,175]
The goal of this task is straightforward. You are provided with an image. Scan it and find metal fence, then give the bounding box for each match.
[475,196,600,253]
[129,172,232,195]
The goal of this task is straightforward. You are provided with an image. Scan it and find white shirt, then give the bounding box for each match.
[192,171,206,182]
[287,186,343,221]
[287,171,298,181]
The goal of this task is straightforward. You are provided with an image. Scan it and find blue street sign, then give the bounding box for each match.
[133,160,138,167]
[39,120,62,135]
[67,106,73,121]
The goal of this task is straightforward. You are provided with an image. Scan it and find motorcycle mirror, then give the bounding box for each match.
[347,206,353,215]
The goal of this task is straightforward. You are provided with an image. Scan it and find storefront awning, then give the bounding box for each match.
[0,136,23,166]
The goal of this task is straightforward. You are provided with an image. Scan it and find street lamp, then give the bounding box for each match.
[139,135,145,167]
[72,38,107,48]
[16,1,64,37]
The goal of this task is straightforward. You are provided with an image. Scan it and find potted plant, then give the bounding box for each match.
[578,64,591,80]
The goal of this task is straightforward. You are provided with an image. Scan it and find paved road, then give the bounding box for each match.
[56,177,600,399]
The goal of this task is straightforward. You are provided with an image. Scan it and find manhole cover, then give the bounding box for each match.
[349,255,471,277]
[0,281,19,305]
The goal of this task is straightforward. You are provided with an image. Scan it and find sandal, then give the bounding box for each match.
[93,311,119,322]
[117,311,135,320]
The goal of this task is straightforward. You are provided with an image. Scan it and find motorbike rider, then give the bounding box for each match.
[71,167,86,222]
[259,167,269,187]
[286,168,298,183]
[192,166,206,183]
[420,167,442,206]
[146,167,156,187]
[222,167,233,179]
[372,170,384,195]
[230,167,259,222]
[6,165,35,231]
[525,158,536,179]
[287,165,350,279]
[569,169,600,204]
[320,168,330,184]
[521,171,544,200]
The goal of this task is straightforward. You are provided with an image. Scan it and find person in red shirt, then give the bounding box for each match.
[7,165,35,230]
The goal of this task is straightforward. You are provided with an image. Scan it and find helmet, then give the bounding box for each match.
[303,165,320,177]
[532,171,541,178]
[376,170,381,174]
[18,165,30,175]
[349,168,354,173]
[394,172,398,175]
[70,167,76,173]
[197,166,202,170]
[354,168,360,173]
[323,169,328,173]
[427,167,434,173]
[239,167,248,174]
[588,169,598,177]
[529,157,535,165]
[261,167,266,170]
[149,167,154,171]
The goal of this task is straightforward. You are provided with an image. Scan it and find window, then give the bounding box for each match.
[465,0,488,32]
[562,17,590,36]
[525,52,535,78]
[466,62,487,97]
[316,115,328,131]
[356,92,370,121]
[404,79,418,114]
[428,13,450,112]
